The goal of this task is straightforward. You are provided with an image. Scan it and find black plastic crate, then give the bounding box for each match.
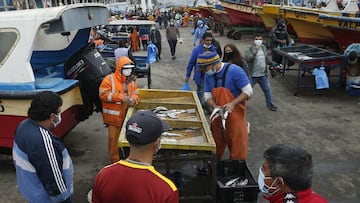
[216,160,259,203]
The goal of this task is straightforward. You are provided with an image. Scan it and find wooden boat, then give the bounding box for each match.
[0,4,109,149]
[282,0,358,48]
[319,14,360,51]
[220,0,264,27]
[253,4,278,31]
[208,4,233,27]
[198,5,214,18]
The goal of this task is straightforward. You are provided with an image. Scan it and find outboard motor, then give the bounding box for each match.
[64,43,112,120]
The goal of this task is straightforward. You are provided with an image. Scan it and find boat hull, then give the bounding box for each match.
[319,14,360,51]
[221,1,264,27]
[326,26,360,51]
[284,8,338,48]
[0,86,83,148]
[198,5,213,18]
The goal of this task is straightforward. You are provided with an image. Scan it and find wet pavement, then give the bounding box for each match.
[1,25,359,203]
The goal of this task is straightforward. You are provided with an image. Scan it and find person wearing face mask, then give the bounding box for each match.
[245,33,278,111]
[114,39,137,66]
[185,32,216,114]
[13,91,74,203]
[92,110,179,203]
[222,43,250,81]
[206,28,222,58]
[193,20,209,46]
[269,19,293,65]
[197,51,253,160]
[259,143,328,203]
[99,56,139,163]
[149,25,162,61]
[166,19,180,60]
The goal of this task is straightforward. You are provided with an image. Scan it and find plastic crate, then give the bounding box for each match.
[216,160,259,203]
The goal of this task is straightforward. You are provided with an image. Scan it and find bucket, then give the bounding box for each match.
[64,44,112,117]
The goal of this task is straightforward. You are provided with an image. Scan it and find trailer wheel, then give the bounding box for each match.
[227,30,234,38]
[233,31,242,40]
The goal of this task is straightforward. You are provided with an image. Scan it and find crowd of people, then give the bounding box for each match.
[12,14,332,203]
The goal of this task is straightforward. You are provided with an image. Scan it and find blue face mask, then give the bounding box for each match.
[206,67,216,76]
[258,167,270,194]
[258,167,281,196]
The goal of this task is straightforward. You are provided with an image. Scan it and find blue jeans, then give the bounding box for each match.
[251,75,274,107]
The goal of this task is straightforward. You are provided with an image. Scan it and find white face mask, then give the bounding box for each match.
[122,69,132,76]
[254,39,263,46]
[51,113,62,128]
[203,44,212,49]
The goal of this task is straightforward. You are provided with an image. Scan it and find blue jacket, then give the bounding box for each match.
[186,44,216,85]
[13,119,73,203]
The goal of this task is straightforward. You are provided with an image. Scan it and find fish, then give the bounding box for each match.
[166,113,178,119]
[221,110,229,130]
[152,106,168,113]
[161,132,182,137]
[225,177,240,186]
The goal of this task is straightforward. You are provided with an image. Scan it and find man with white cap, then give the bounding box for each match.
[197,51,253,160]
[92,110,179,203]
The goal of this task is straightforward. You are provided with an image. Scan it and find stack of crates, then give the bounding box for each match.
[216,160,259,203]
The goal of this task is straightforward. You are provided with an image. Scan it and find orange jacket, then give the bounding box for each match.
[99,57,139,126]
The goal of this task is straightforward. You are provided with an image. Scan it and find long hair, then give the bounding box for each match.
[222,44,245,67]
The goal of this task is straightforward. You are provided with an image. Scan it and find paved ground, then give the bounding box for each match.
[0,25,359,203]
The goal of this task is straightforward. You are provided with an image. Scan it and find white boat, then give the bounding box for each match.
[0,3,110,149]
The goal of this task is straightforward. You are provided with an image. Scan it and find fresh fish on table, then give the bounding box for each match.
[161,132,182,137]
[166,113,178,119]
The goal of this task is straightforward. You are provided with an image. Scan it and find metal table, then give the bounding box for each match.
[274,45,345,95]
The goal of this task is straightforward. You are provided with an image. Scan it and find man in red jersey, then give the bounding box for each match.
[92,110,179,203]
[258,143,328,203]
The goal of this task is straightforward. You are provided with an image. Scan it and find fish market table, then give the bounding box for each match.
[274,45,345,95]
[119,89,217,203]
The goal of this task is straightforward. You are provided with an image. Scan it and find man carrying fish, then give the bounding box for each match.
[197,51,253,160]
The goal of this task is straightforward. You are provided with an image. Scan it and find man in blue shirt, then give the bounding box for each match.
[185,32,216,113]
[197,51,253,160]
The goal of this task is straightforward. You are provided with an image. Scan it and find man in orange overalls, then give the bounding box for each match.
[197,51,253,160]
[99,56,139,163]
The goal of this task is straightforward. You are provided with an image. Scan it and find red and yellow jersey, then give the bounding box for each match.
[92,160,179,203]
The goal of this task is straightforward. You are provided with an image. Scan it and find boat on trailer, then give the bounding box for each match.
[0,3,110,149]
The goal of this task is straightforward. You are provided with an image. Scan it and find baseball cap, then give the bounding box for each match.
[126,110,170,145]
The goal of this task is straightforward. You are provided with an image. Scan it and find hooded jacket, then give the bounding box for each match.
[99,57,139,126]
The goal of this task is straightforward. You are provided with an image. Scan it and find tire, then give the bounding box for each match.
[233,31,242,40]
[227,30,234,38]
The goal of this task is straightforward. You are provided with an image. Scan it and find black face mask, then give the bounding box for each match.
[225,52,234,59]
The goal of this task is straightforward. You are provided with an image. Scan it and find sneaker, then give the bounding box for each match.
[172,56,176,60]
[268,105,278,111]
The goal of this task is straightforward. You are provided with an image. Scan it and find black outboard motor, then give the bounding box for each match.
[64,43,112,121]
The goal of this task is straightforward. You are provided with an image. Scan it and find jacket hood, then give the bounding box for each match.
[116,56,134,74]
